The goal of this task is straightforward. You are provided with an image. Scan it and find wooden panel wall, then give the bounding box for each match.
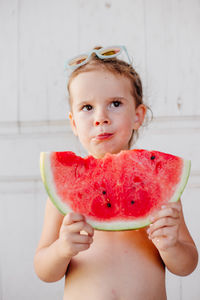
[0,0,199,299]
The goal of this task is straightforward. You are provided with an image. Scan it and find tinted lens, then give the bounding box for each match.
[100,47,121,56]
[68,55,88,66]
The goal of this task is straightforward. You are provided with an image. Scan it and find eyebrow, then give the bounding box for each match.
[77,96,127,107]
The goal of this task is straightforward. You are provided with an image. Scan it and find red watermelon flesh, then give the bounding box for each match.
[40,149,191,230]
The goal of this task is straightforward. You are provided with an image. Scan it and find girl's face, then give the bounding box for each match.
[69,70,146,158]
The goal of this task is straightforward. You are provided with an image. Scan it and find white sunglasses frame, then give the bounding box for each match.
[65,45,132,70]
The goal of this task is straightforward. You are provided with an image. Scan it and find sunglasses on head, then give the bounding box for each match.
[65,45,132,70]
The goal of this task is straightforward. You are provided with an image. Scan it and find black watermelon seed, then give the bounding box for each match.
[107,203,111,208]
[151,155,156,160]
[131,201,135,205]
[102,190,106,195]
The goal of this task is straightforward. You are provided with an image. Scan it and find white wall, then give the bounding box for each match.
[0,0,199,299]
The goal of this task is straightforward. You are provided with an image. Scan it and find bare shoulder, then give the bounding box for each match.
[36,198,64,251]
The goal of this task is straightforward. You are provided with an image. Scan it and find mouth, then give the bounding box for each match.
[94,133,114,141]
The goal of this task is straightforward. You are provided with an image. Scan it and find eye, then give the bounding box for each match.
[82,104,93,111]
[111,100,122,108]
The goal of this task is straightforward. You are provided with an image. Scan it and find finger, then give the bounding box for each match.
[82,222,94,237]
[150,206,180,222]
[150,226,178,239]
[74,243,91,253]
[162,201,182,212]
[63,212,85,225]
[67,220,94,237]
[151,237,175,251]
[72,233,93,244]
[147,217,179,235]
[67,221,86,233]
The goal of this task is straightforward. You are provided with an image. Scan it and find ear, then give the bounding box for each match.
[69,112,78,136]
[133,104,147,130]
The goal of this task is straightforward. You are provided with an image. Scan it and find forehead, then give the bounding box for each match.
[69,70,133,101]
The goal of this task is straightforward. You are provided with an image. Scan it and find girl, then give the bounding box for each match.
[34,45,198,300]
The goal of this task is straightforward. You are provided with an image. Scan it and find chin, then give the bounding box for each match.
[88,139,130,158]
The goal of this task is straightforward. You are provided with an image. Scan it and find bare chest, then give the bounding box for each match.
[64,230,166,300]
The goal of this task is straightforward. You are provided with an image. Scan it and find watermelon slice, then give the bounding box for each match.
[40,149,191,231]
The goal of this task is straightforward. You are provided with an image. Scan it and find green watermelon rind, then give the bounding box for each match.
[40,152,74,215]
[40,152,191,231]
[168,159,191,203]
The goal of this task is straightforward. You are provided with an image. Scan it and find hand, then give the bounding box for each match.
[147,201,181,251]
[58,212,94,258]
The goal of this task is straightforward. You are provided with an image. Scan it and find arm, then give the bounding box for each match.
[147,200,198,276]
[34,198,94,282]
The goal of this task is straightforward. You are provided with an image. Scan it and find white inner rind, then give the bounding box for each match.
[40,152,191,231]
[40,153,73,215]
[169,159,191,203]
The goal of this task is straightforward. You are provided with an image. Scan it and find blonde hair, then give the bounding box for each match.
[67,46,152,147]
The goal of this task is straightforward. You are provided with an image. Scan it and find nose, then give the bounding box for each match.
[95,119,109,126]
[94,108,110,126]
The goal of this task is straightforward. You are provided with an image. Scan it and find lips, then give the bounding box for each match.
[94,133,113,140]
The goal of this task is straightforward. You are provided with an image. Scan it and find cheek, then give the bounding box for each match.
[74,114,89,129]
[75,118,91,139]
[117,114,134,132]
